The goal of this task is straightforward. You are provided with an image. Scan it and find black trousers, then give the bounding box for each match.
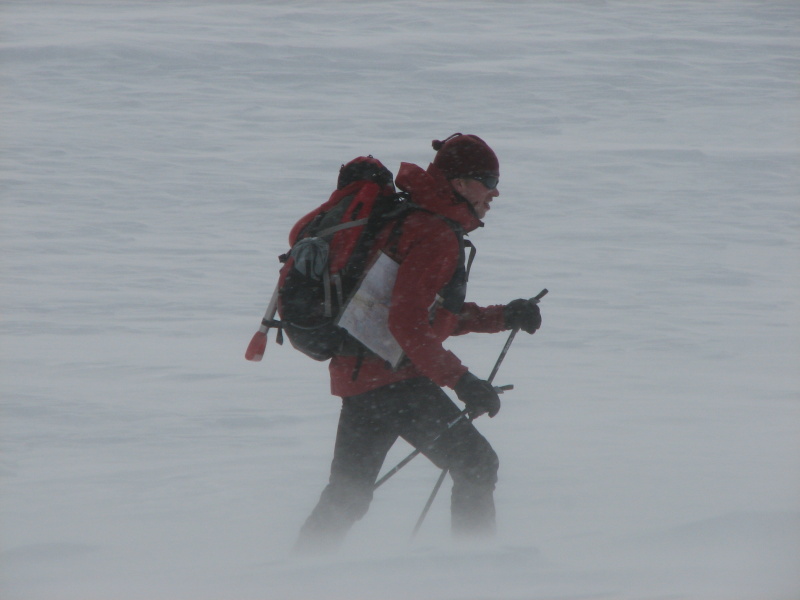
[295,377,499,552]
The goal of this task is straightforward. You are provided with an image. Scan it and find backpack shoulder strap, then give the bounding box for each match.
[424,212,477,281]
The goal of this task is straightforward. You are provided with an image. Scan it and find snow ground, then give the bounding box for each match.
[1,1,799,599]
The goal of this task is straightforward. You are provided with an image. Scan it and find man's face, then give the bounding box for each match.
[452,176,500,219]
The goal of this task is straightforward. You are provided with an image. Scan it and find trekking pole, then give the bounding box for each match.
[411,288,548,538]
[373,408,469,489]
[409,336,513,538]
[374,386,516,490]
[374,288,548,491]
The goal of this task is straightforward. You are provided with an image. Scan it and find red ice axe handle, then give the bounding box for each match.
[244,282,281,362]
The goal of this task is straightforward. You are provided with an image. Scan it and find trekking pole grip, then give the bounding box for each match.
[532,288,548,303]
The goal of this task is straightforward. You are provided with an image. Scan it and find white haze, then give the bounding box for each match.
[1,1,799,599]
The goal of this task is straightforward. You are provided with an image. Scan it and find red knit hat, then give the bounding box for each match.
[432,133,499,179]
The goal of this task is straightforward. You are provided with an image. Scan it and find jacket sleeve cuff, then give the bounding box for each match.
[454,303,507,334]
[441,365,469,389]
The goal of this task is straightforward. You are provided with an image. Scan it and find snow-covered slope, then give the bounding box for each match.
[2,1,798,598]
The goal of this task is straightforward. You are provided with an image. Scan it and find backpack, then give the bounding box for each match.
[275,156,413,361]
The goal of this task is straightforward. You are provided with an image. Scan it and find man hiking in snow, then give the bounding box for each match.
[295,133,542,552]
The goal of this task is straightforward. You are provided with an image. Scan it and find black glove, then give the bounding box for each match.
[454,372,501,418]
[504,298,542,334]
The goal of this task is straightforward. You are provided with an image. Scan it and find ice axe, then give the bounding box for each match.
[244,283,281,361]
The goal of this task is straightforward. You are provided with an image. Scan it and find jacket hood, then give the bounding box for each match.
[395,162,484,233]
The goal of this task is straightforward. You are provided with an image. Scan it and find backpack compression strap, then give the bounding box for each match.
[315,217,370,239]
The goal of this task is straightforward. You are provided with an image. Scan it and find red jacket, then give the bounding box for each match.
[328,162,508,397]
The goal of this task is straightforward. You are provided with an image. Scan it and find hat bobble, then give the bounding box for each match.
[431,132,462,152]
[432,133,499,179]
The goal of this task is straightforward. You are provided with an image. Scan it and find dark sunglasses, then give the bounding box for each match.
[471,174,499,190]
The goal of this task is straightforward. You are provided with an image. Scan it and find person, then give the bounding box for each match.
[294,133,542,552]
